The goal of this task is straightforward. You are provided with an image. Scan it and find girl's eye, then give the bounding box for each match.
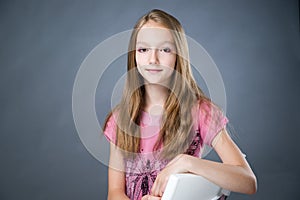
[160,48,172,53]
[137,48,149,53]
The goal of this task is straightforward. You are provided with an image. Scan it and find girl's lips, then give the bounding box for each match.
[146,69,163,73]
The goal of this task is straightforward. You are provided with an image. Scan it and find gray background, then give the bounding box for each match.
[0,0,299,199]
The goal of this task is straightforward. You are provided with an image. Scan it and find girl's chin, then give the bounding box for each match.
[143,79,171,87]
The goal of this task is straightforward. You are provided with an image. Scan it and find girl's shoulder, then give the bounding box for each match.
[193,99,228,146]
[103,109,120,143]
[196,99,225,118]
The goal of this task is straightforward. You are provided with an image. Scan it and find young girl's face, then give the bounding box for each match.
[135,21,177,85]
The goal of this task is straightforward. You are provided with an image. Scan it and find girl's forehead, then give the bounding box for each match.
[136,26,175,46]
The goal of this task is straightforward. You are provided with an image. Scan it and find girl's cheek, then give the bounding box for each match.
[136,55,147,66]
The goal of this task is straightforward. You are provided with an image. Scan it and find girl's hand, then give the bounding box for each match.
[141,195,161,200]
[151,154,191,197]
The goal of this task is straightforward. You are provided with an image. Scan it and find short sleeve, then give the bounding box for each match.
[198,101,228,146]
[103,113,118,144]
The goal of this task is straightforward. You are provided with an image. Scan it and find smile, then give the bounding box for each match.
[146,69,163,74]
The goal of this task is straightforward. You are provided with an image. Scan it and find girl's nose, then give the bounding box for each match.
[149,49,159,65]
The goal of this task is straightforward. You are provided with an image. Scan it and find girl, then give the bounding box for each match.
[103,9,257,200]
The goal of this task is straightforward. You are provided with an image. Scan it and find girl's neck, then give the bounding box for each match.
[144,84,169,115]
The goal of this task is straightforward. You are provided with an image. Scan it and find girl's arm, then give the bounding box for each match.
[188,128,257,193]
[107,143,130,200]
[151,128,257,197]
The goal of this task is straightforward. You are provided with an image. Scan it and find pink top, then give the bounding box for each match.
[104,101,228,200]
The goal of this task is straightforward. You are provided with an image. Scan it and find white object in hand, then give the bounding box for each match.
[161,173,230,200]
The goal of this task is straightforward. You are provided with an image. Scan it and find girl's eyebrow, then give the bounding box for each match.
[136,41,175,46]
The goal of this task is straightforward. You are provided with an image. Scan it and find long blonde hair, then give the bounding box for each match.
[104,9,210,160]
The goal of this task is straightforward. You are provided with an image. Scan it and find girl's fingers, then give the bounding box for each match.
[142,195,161,200]
[151,155,187,197]
[149,195,161,200]
[141,195,149,200]
[151,172,169,197]
[151,179,160,196]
